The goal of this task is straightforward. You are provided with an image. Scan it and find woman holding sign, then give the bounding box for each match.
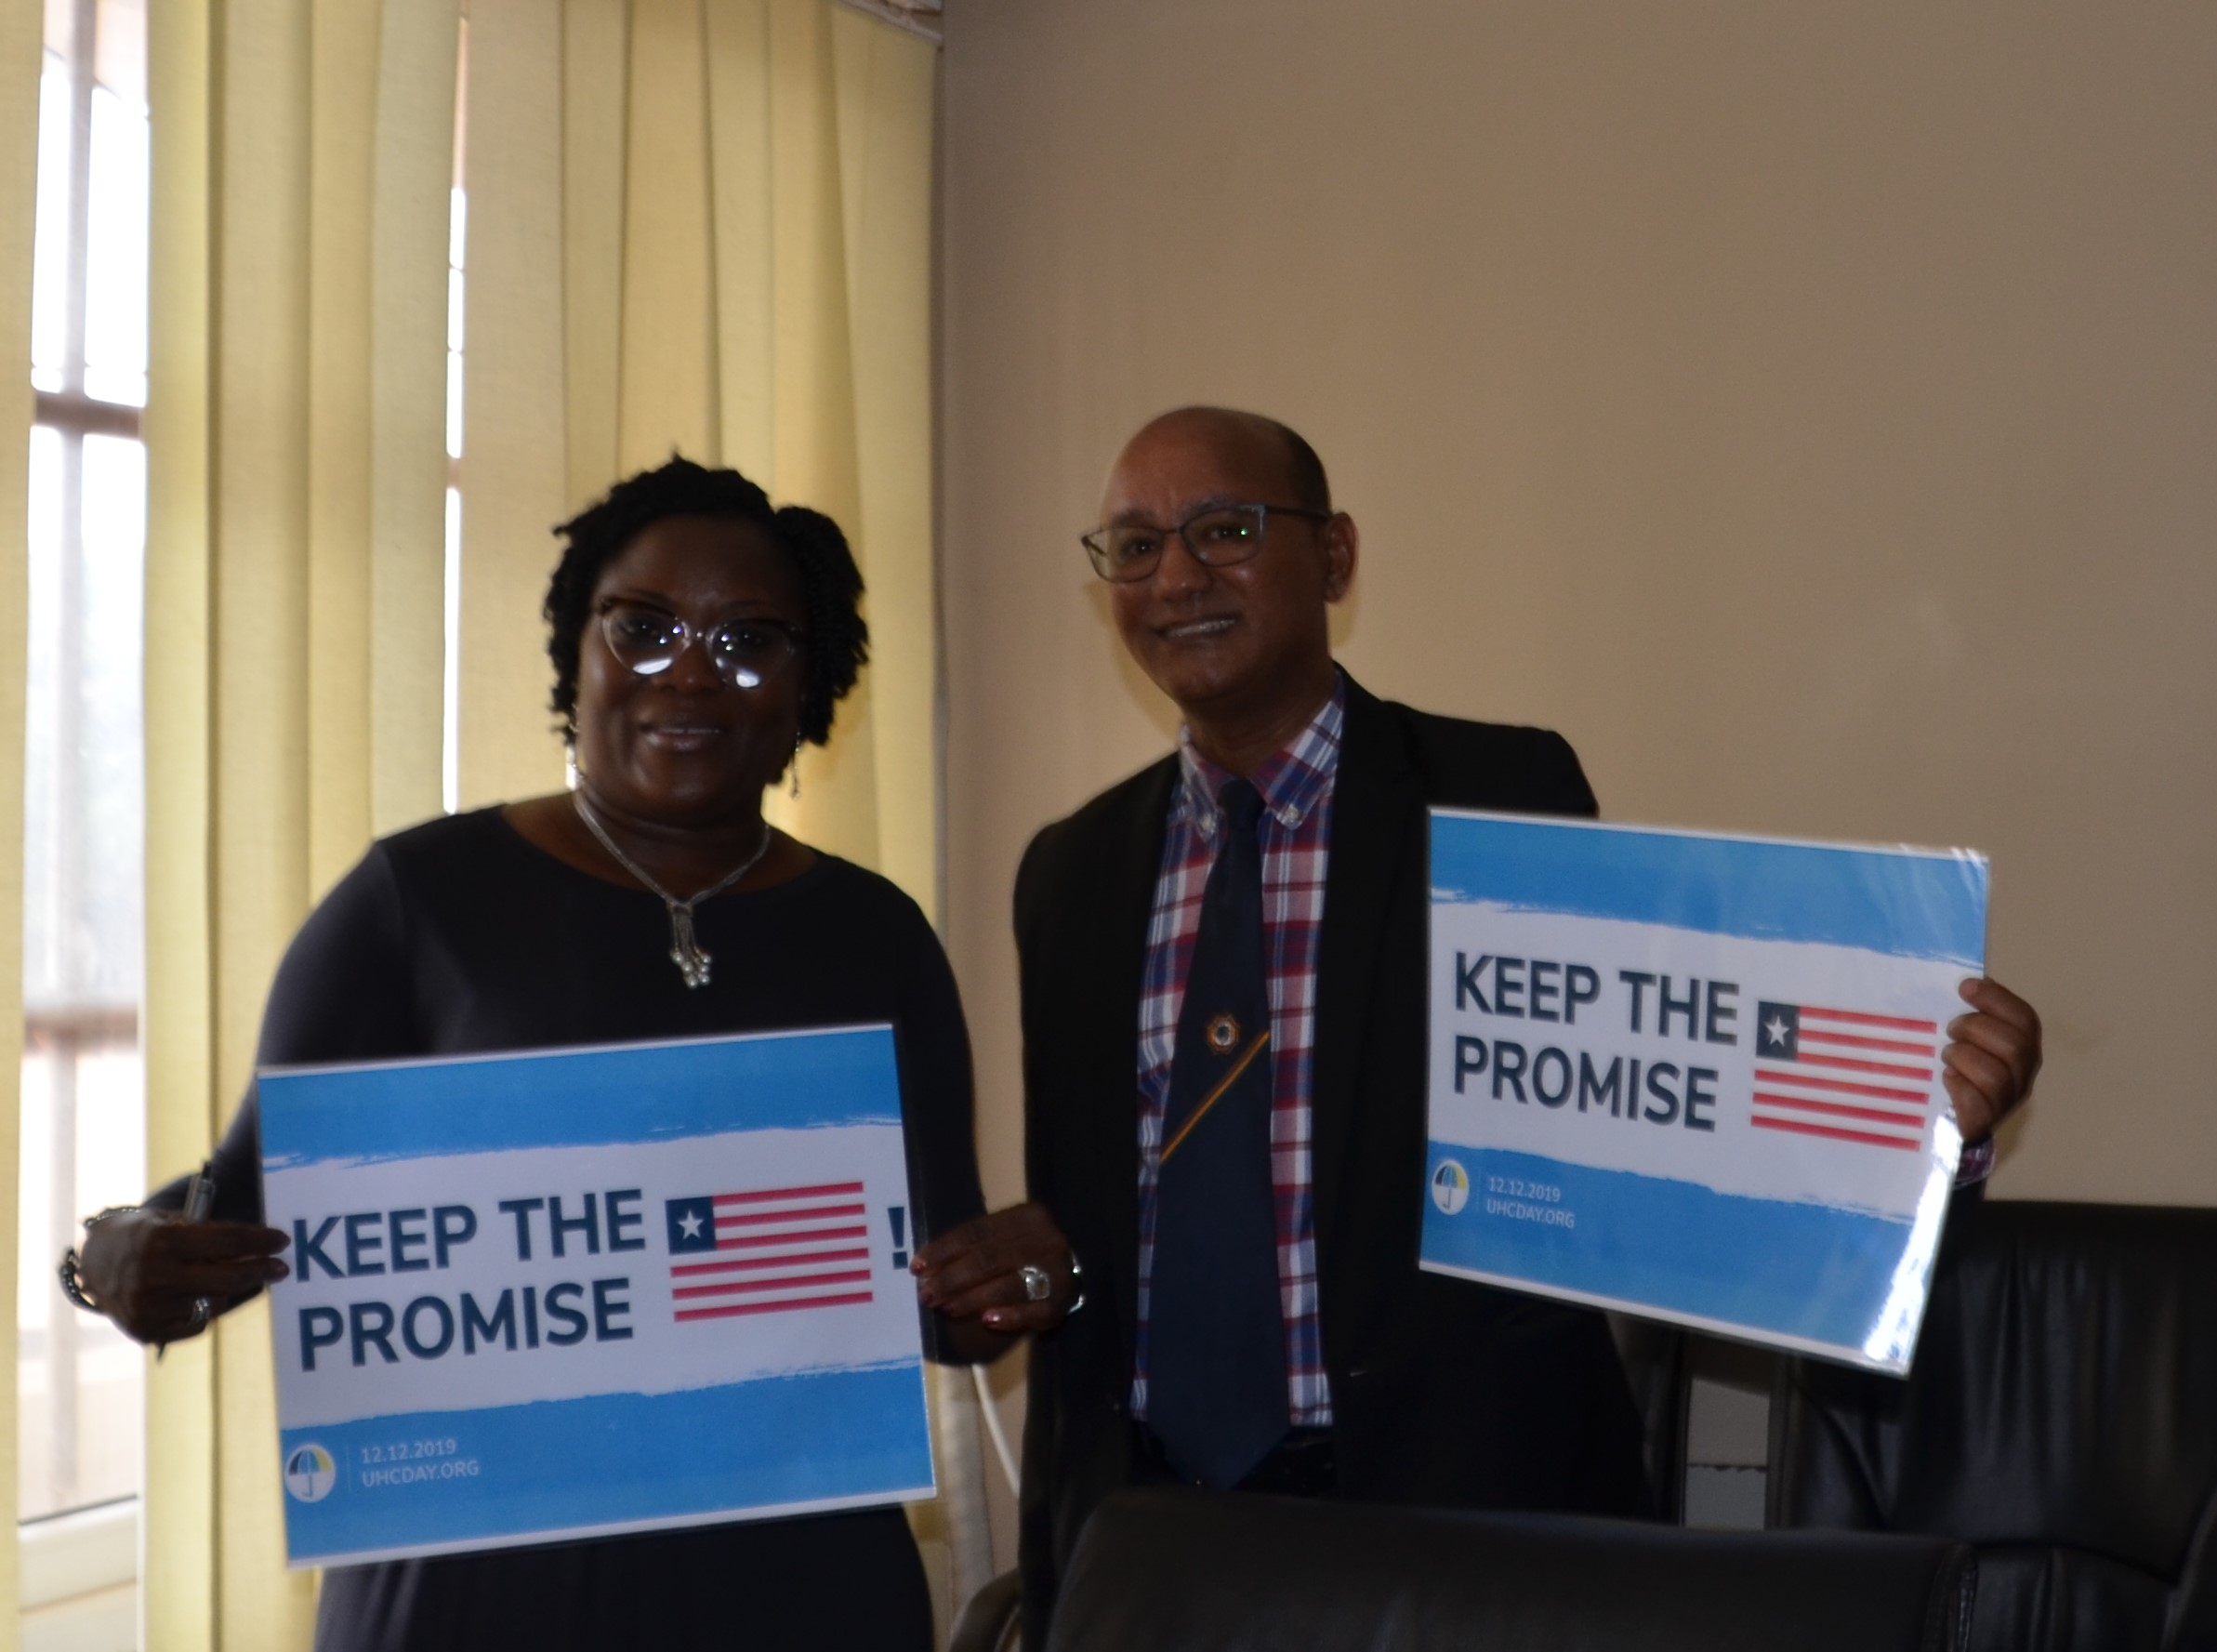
[65,458,1076,1650]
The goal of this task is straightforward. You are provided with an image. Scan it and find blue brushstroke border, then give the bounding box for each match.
[260,1024,902,1168]
[1419,1145,1923,1361]
[280,1359,932,1564]
[1430,812,1986,969]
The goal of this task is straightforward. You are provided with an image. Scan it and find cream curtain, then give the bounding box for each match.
[123,0,958,1645]
[142,3,457,1647]
[459,0,987,1633]
[458,0,943,909]
[2,0,45,1634]
[0,0,944,1642]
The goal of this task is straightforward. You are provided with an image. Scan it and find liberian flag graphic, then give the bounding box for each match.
[665,1182,877,1323]
[1749,1001,1941,1153]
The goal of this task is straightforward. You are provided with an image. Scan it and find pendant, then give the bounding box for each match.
[668,903,713,989]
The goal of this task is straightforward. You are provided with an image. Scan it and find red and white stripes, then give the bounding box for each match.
[1750,1007,1939,1153]
[670,1182,876,1322]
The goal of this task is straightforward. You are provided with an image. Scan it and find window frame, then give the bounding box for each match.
[19,0,149,1623]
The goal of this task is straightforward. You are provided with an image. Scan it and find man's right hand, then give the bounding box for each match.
[77,1210,290,1346]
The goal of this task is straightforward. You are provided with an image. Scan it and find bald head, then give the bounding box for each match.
[1111,407,1331,516]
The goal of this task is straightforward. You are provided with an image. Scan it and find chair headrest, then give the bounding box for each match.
[1047,1487,1973,1652]
[1780,1199,2217,1573]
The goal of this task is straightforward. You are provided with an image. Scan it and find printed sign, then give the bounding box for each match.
[1421,812,1987,1372]
[257,1025,933,1566]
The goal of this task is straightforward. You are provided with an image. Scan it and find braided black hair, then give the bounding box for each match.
[543,456,868,747]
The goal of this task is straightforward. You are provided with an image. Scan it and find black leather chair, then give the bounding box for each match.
[1768,1199,2217,1652]
[1038,1487,1973,1652]
[951,1324,1693,1652]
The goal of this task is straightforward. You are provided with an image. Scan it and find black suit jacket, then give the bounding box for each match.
[1012,675,1649,1641]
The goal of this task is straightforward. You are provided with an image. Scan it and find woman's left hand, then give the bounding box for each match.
[913,1202,1076,1336]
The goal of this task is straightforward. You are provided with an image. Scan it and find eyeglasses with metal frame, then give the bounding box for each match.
[596,598,806,691]
[1079,501,1334,583]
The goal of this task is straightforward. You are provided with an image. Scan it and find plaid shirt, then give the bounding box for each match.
[1131,680,1345,1428]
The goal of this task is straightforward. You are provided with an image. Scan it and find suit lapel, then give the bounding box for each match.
[1084,760,1175,1362]
[1308,678,1424,1272]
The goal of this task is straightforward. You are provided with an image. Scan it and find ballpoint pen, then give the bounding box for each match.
[157,1160,218,1363]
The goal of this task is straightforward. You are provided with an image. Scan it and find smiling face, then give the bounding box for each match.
[572,513,807,830]
[1102,410,1354,730]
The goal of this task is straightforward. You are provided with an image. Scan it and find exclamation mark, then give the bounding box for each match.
[889,1207,907,1269]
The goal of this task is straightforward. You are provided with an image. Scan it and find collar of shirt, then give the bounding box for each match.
[1173,675,1348,839]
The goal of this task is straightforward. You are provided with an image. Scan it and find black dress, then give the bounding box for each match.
[165,809,983,1651]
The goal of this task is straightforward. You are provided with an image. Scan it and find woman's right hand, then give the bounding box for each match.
[76,1210,291,1346]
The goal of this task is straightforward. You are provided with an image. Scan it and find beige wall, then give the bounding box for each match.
[938,0,2217,1555]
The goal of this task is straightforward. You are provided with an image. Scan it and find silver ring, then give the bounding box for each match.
[1018,1264,1051,1303]
[188,1296,212,1331]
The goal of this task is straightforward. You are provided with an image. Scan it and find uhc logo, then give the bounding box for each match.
[1431,1158,1471,1215]
[284,1443,337,1503]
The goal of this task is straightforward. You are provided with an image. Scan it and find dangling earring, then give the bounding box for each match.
[564,738,580,791]
[789,733,803,799]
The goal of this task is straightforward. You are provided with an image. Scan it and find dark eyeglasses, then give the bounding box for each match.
[1079,501,1332,583]
[596,599,805,690]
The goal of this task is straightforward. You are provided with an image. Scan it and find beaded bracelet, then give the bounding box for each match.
[56,1205,142,1312]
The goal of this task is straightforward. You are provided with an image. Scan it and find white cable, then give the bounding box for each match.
[971,1365,1021,1498]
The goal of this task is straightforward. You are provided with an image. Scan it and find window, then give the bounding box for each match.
[20,3,472,1635]
[444,16,467,816]
[19,0,151,1545]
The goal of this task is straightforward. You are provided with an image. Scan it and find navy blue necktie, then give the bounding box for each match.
[1147,777,1288,1487]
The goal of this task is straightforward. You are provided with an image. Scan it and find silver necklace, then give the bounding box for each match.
[572,793,772,989]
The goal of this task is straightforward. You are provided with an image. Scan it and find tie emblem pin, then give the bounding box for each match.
[1206,1013,1241,1053]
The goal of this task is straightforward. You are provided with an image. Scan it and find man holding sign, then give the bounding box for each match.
[992,407,2042,1640]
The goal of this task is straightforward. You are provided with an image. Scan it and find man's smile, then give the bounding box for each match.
[1157,615,1239,641]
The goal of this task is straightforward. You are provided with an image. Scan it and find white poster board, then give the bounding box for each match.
[1421,812,1986,1373]
[257,1024,933,1566]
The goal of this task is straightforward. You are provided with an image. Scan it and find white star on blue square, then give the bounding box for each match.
[1756,1002,1801,1059]
[666,1196,716,1254]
